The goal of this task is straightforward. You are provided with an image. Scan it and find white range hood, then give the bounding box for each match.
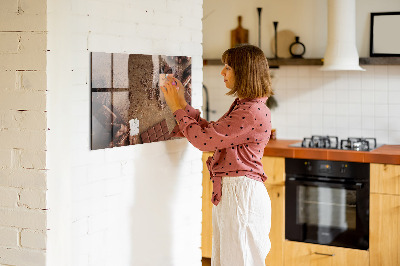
[320,0,365,71]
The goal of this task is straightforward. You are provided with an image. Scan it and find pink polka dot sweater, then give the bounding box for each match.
[171,97,271,206]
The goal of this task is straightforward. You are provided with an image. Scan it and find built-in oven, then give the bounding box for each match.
[285,158,370,250]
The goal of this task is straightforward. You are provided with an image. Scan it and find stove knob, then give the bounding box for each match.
[305,162,312,171]
[340,164,347,174]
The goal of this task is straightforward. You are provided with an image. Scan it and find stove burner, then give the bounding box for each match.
[340,137,377,151]
[294,136,378,151]
[301,135,339,149]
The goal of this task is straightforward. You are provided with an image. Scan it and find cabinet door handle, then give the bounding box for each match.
[314,252,335,257]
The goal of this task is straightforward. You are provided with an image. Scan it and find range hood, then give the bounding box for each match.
[320,0,365,71]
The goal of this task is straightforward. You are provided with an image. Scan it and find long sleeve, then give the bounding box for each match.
[173,105,257,152]
[172,97,271,206]
[170,104,210,137]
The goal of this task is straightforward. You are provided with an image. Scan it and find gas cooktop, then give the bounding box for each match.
[289,135,383,151]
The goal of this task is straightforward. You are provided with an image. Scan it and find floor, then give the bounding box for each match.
[202,257,211,266]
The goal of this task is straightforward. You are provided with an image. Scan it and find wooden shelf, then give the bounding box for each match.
[203,57,400,67]
[203,58,323,67]
[359,57,400,65]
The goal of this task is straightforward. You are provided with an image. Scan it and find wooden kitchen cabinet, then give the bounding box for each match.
[370,163,400,195]
[284,241,369,266]
[262,156,285,266]
[264,184,285,266]
[370,163,400,266]
[261,156,285,186]
[202,152,213,258]
[370,193,400,266]
[201,154,286,265]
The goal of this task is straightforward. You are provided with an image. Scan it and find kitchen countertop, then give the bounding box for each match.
[263,139,400,165]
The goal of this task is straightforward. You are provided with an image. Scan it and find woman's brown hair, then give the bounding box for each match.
[221,44,273,99]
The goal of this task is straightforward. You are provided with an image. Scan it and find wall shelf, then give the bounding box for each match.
[359,57,400,65]
[203,57,400,67]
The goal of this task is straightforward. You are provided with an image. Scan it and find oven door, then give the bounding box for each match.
[285,177,369,250]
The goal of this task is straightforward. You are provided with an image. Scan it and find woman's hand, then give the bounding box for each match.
[161,76,186,113]
[168,76,187,108]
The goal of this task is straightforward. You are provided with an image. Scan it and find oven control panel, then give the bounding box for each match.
[286,158,369,180]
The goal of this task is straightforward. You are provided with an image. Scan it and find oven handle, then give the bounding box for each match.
[286,177,364,189]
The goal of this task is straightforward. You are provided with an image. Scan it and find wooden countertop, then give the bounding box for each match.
[263,139,400,165]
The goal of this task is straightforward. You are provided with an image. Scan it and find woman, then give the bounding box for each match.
[161,44,273,266]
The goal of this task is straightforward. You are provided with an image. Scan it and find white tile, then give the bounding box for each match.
[348,116,362,129]
[298,77,311,89]
[361,129,375,138]
[374,90,388,104]
[298,67,311,78]
[361,90,374,104]
[388,104,400,117]
[361,74,374,91]
[322,70,335,78]
[388,117,400,131]
[388,131,400,144]
[311,102,324,113]
[336,90,349,103]
[336,128,349,140]
[285,66,298,77]
[349,128,362,137]
[323,115,336,129]
[348,103,362,116]
[374,65,388,78]
[374,77,388,91]
[310,77,324,90]
[362,116,375,130]
[336,115,348,128]
[374,117,389,130]
[388,91,400,104]
[348,71,362,90]
[274,66,287,77]
[361,104,374,116]
[311,127,324,136]
[286,77,299,89]
[310,67,324,77]
[348,90,362,103]
[323,87,336,103]
[336,103,349,116]
[323,127,337,135]
[374,130,389,144]
[297,101,312,115]
[388,72,400,90]
[323,103,336,115]
[287,113,300,127]
[375,104,389,117]
[388,65,400,76]
[335,72,349,90]
[311,87,323,101]
[311,114,323,129]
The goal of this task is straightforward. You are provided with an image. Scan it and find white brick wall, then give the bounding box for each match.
[0,0,48,265]
[47,1,203,266]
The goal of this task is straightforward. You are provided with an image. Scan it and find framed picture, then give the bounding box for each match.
[370,12,400,57]
[90,52,192,150]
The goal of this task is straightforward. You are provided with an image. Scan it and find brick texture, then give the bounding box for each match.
[0,0,47,264]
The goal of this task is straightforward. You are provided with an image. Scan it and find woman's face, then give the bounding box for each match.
[220,64,235,89]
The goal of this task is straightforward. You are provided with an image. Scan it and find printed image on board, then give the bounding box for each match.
[91,52,192,150]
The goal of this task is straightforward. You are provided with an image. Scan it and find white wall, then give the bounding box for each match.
[203,0,400,145]
[0,0,48,265]
[47,0,203,266]
[203,0,400,58]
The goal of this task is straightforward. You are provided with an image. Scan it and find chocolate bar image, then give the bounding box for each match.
[140,119,171,144]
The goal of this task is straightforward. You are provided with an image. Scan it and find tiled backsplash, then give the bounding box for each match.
[203,65,400,144]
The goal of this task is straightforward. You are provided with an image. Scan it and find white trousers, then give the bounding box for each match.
[212,176,271,266]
